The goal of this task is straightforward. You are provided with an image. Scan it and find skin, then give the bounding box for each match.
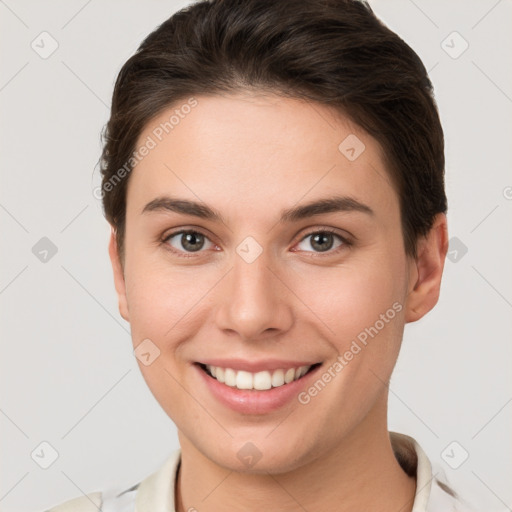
[108,92,448,512]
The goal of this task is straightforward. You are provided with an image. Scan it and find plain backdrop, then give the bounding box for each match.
[1,1,511,511]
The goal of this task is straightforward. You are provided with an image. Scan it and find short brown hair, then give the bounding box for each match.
[99,0,446,262]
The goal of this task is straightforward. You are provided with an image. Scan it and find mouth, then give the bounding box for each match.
[195,362,323,391]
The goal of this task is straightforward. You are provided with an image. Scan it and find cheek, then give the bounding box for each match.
[123,250,217,353]
[294,251,407,372]
[122,256,212,423]
[301,260,404,330]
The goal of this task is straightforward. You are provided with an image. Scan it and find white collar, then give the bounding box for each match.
[388,432,463,511]
[100,432,467,511]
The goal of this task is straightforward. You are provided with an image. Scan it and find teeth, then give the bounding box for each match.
[285,368,296,383]
[271,369,285,387]
[236,371,254,390]
[205,364,312,390]
[253,371,272,390]
[216,367,225,383]
[224,368,236,387]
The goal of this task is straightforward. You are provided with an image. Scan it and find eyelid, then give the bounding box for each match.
[161,225,353,257]
[292,227,352,254]
[161,225,216,243]
[161,227,218,258]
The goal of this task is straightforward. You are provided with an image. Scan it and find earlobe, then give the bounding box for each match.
[108,227,130,322]
[404,213,449,323]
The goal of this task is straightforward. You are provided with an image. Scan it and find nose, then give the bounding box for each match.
[214,249,294,341]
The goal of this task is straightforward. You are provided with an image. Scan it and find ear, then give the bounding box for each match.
[108,227,129,322]
[404,213,449,323]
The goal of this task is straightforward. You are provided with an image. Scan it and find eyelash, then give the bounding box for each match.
[160,228,352,259]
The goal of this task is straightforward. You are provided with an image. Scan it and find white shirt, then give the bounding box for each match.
[45,432,473,511]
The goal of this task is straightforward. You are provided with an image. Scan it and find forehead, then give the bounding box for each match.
[126,93,398,224]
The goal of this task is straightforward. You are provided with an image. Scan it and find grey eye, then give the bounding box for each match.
[296,232,344,253]
[166,231,213,252]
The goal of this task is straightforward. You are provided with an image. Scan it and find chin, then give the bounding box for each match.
[195,433,316,475]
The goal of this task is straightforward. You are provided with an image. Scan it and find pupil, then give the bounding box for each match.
[183,232,203,252]
[312,233,333,252]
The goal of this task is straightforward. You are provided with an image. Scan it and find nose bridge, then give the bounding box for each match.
[233,246,272,297]
[215,240,293,339]
[232,247,278,319]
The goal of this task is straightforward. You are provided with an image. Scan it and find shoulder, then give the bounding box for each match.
[44,492,102,512]
[390,431,476,512]
[43,484,141,512]
[42,450,181,512]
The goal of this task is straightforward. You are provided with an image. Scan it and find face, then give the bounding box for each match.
[109,92,446,473]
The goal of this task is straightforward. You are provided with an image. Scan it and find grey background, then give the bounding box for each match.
[1,1,511,510]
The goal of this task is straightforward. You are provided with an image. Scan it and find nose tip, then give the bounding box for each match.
[214,254,293,341]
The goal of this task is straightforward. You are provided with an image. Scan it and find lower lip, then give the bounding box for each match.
[194,363,323,415]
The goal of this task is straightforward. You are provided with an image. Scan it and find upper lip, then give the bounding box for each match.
[196,358,321,373]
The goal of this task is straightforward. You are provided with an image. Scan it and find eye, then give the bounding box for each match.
[161,227,351,258]
[163,230,215,256]
[294,229,349,254]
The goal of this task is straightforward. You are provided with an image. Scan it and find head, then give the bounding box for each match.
[102,0,448,473]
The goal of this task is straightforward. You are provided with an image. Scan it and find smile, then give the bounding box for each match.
[198,363,322,391]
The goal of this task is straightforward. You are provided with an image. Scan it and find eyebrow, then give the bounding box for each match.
[141,195,374,224]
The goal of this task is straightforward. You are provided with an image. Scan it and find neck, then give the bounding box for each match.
[175,398,416,512]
